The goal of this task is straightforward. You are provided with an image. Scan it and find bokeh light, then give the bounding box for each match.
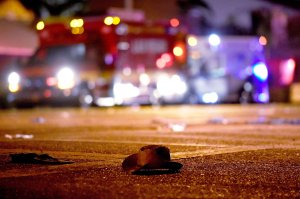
[170,18,179,27]
[104,16,114,25]
[188,36,198,46]
[259,36,267,46]
[36,21,45,30]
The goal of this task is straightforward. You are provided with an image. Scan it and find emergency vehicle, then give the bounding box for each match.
[111,19,188,105]
[187,34,270,104]
[6,16,115,107]
[6,16,188,107]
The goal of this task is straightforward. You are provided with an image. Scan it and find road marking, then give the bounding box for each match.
[171,146,271,159]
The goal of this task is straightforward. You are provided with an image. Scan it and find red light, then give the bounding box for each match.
[280,58,296,85]
[156,58,166,69]
[170,18,180,27]
[46,77,56,86]
[161,53,171,62]
[162,53,173,66]
[44,89,52,98]
[156,53,173,68]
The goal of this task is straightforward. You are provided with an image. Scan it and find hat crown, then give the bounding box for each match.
[137,145,171,168]
[122,145,182,173]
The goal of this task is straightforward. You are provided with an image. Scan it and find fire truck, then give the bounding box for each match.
[111,19,188,105]
[6,16,116,107]
[6,16,188,107]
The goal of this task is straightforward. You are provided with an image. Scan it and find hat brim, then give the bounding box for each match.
[122,153,141,173]
[122,153,183,174]
[132,161,183,175]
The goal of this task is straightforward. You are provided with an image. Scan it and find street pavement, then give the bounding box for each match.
[0,104,299,198]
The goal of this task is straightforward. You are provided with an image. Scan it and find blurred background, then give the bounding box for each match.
[0,0,299,108]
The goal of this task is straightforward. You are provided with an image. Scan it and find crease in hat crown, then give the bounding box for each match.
[122,145,172,173]
[137,145,171,167]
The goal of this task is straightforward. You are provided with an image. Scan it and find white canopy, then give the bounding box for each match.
[0,19,38,56]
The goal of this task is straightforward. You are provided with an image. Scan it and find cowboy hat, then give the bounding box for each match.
[122,145,183,174]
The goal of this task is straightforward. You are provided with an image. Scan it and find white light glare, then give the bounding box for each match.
[8,72,20,92]
[208,34,221,46]
[96,97,115,107]
[157,74,187,96]
[83,95,93,105]
[187,36,198,47]
[8,72,20,84]
[113,83,140,99]
[168,123,186,132]
[202,92,218,103]
[140,73,150,86]
[56,67,75,90]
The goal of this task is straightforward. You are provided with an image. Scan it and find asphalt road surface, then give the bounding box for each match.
[0,104,299,198]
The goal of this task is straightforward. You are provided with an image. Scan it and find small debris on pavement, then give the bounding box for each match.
[4,134,34,140]
[249,117,300,125]
[248,116,269,124]
[10,153,73,165]
[270,118,300,125]
[122,145,183,175]
[61,112,70,118]
[168,123,186,132]
[152,118,187,132]
[207,116,300,125]
[32,117,46,124]
[207,117,229,124]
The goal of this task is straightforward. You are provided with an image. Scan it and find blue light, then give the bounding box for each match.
[253,62,268,81]
[258,93,269,103]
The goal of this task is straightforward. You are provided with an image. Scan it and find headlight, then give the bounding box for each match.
[8,72,20,92]
[139,73,150,86]
[208,33,221,46]
[202,92,219,104]
[56,67,75,90]
[157,74,187,96]
[113,82,140,99]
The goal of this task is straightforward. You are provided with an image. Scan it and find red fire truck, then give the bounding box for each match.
[6,16,188,107]
[111,19,188,106]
